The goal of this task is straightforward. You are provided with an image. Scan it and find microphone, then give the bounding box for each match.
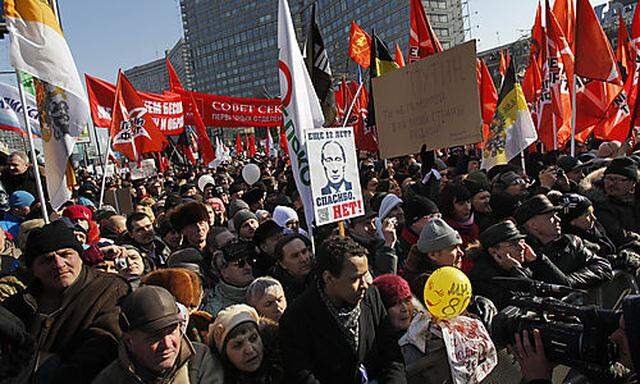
[490,277,585,297]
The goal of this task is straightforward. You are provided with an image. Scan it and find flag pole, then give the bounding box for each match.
[552,114,558,150]
[92,122,105,175]
[98,135,112,209]
[15,71,49,223]
[342,82,364,128]
[570,76,577,156]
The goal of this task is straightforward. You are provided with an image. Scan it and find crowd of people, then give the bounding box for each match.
[0,138,639,384]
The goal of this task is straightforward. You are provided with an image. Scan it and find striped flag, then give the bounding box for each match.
[5,0,90,209]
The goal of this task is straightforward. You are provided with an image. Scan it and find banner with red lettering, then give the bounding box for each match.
[177,89,283,128]
[86,74,185,135]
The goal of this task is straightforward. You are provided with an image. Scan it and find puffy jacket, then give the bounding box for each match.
[526,234,613,289]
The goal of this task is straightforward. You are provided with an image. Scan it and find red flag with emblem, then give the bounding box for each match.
[110,71,166,161]
[349,21,371,68]
[617,15,633,82]
[574,0,622,85]
[408,0,442,63]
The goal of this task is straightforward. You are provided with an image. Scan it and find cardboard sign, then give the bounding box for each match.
[306,127,364,226]
[130,159,156,180]
[372,40,482,159]
[103,188,134,215]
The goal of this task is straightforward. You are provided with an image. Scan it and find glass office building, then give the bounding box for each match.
[180,0,465,98]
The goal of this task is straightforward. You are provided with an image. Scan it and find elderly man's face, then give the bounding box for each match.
[321,142,346,185]
[32,248,83,291]
[7,155,28,176]
[124,324,182,374]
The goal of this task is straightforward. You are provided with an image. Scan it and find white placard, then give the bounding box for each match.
[307,127,363,226]
[130,159,156,180]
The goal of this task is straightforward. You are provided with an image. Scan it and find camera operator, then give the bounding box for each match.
[510,295,640,384]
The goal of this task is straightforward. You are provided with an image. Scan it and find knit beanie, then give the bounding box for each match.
[63,205,93,221]
[378,194,403,221]
[209,304,259,352]
[272,205,298,228]
[228,199,250,219]
[372,274,412,309]
[233,209,258,232]
[558,193,592,223]
[416,218,462,254]
[9,191,34,208]
[605,157,639,182]
[403,196,439,225]
[24,220,84,267]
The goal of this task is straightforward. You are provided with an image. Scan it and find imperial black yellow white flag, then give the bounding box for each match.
[481,60,537,170]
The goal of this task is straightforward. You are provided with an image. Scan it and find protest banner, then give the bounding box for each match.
[306,126,364,226]
[372,40,482,158]
[0,82,41,136]
[130,158,157,180]
[104,187,134,215]
[86,74,185,135]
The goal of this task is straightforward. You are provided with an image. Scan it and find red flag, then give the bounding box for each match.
[236,132,243,155]
[531,1,545,68]
[186,92,215,165]
[279,127,288,157]
[617,15,633,81]
[395,43,405,68]
[265,128,271,157]
[408,0,442,63]
[552,0,575,49]
[477,59,498,143]
[498,50,508,79]
[248,133,257,158]
[522,53,543,128]
[349,21,371,68]
[110,71,166,161]
[166,58,184,91]
[574,0,622,85]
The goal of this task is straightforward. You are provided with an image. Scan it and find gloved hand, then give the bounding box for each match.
[467,295,497,330]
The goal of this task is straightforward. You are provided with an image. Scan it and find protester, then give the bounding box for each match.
[271,234,314,303]
[233,209,259,240]
[0,151,45,197]
[350,204,400,276]
[0,190,34,239]
[3,220,130,383]
[272,205,306,237]
[170,201,210,253]
[246,276,288,322]
[279,235,406,383]
[93,285,223,384]
[122,212,170,270]
[209,304,282,383]
[372,274,415,332]
[0,228,20,275]
[439,183,480,258]
[398,195,440,262]
[252,219,284,277]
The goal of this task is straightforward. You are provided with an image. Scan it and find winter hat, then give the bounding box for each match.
[597,141,621,158]
[167,248,203,269]
[479,220,527,249]
[24,220,84,267]
[253,219,283,246]
[63,205,93,221]
[9,191,34,208]
[142,268,203,310]
[378,194,403,221]
[243,188,266,206]
[170,202,210,233]
[228,199,250,219]
[372,274,412,309]
[416,218,462,254]
[465,170,490,190]
[77,196,96,209]
[17,218,45,250]
[513,194,561,226]
[209,304,259,352]
[206,197,226,214]
[604,157,639,182]
[557,193,592,223]
[273,205,298,228]
[557,155,582,173]
[233,209,258,232]
[403,196,439,225]
[119,286,182,334]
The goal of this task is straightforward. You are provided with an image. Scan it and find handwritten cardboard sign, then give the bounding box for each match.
[372,40,482,158]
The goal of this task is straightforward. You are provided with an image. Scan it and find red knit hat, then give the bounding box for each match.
[372,274,412,309]
[63,205,93,221]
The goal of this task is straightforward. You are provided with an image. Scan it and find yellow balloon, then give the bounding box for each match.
[423,266,472,320]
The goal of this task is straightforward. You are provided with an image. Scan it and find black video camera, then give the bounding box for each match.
[492,294,621,379]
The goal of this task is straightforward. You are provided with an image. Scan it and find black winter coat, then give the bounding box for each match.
[595,195,640,248]
[527,234,613,289]
[279,283,406,384]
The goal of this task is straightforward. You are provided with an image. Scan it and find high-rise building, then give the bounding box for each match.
[124,38,194,94]
[180,0,465,98]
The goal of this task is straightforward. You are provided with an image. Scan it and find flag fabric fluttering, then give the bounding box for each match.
[482,60,538,170]
[522,51,543,127]
[395,43,406,68]
[248,133,257,158]
[349,21,371,69]
[167,59,215,165]
[278,0,325,234]
[477,59,498,144]
[279,127,288,157]
[552,0,575,50]
[110,71,167,162]
[408,0,442,63]
[0,82,41,137]
[265,128,273,157]
[367,32,398,135]
[5,0,91,209]
[305,4,336,125]
[574,0,621,85]
[235,132,243,155]
[617,15,633,82]
[498,50,509,80]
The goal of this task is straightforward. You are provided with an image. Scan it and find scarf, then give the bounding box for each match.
[318,281,361,354]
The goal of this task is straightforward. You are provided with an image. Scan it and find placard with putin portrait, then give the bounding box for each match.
[306,127,364,226]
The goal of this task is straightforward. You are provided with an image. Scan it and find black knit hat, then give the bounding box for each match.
[403,196,439,225]
[253,219,283,246]
[233,209,258,232]
[557,193,592,223]
[243,188,266,206]
[24,220,84,267]
[170,202,210,233]
[221,238,256,263]
[605,157,639,182]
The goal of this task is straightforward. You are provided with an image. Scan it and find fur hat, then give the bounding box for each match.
[142,268,203,310]
[170,202,210,233]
